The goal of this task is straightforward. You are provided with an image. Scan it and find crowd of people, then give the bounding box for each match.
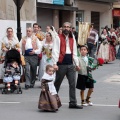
[0,22,119,112]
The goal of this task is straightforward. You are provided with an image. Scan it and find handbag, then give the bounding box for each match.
[38,53,42,61]
[21,55,26,66]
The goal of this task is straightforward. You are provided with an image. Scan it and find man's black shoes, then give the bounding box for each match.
[25,85,34,89]
[30,85,34,88]
[25,85,30,90]
[69,104,83,109]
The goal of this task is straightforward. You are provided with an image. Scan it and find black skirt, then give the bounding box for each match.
[76,74,94,90]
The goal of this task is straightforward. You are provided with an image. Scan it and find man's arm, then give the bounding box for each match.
[95,33,99,45]
[73,37,79,68]
[34,38,43,54]
[52,36,60,70]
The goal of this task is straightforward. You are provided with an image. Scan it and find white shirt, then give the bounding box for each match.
[21,36,42,55]
[95,34,99,43]
[82,56,88,66]
[42,72,57,95]
[25,37,33,50]
[66,36,71,54]
[52,34,79,66]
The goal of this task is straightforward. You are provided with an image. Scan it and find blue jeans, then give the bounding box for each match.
[87,43,96,58]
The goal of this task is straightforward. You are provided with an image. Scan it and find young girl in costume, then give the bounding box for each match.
[76,45,104,106]
[38,65,61,112]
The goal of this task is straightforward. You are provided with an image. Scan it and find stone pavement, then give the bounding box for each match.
[0,60,120,120]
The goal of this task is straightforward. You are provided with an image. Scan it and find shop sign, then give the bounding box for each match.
[113,10,120,17]
[53,0,64,5]
[37,0,64,5]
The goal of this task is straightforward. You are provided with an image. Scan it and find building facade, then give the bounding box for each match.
[0,0,118,39]
[37,0,117,33]
[113,2,120,28]
[74,0,117,33]
[0,0,36,40]
[37,0,77,31]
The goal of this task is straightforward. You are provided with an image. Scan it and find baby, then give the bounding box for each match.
[3,60,21,91]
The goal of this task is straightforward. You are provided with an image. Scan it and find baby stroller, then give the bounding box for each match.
[1,49,22,94]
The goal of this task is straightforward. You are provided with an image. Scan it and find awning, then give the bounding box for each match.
[37,3,78,11]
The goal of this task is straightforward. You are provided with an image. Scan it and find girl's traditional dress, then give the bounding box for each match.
[0,36,20,79]
[38,73,61,111]
[38,40,53,81]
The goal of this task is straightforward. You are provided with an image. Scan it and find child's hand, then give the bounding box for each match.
[16,64,19,68]
[76,66,80,71]
[53,64,58,71]
[42,89,45,92]
[3,47,8,52]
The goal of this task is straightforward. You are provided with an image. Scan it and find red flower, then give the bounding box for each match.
[97,58,104,66]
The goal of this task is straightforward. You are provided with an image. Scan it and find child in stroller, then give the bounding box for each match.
[2,49,22,94]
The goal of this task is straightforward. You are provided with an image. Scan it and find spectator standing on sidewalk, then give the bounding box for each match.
[72,27,78,44]
[21,27,42,89]
[33,23,45,41]
[87,25,98,58]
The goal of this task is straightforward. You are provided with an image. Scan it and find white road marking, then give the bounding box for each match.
[62,103,118,107]
[93,104,118,107]
[0,102,20,104]
[0,102,118,107]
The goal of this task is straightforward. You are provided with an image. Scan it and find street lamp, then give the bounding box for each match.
[13,0,25,41]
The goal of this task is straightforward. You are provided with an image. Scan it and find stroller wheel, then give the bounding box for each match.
[10,89,14,93]
[5,89,8,94]
[1,89,5,94]
[20,90,22,94]
[19,88,22,94]
[18,86,22,94]
[17,89,19,94]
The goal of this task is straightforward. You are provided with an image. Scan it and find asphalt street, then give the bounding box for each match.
[0,60,120,120]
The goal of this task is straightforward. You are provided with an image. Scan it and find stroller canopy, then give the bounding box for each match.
[4,49,21,67]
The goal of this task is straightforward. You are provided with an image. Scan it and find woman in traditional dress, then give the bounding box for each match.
[0,27,20,79]
[38,32,53,81]
[109,28,117,61]
[97,29,110,63]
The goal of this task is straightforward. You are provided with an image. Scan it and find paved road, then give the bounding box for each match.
[0,60,120,120]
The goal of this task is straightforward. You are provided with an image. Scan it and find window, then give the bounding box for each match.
[26,23,32,28]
